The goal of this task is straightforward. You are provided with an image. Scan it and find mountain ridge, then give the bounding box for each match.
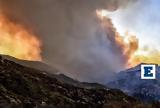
[0,55,157,108]
[107,63,160,102]
[1,55,58,74]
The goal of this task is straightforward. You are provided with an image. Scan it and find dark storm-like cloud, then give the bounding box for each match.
[0,0,137,83]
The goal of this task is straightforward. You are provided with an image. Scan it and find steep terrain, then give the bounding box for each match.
[107,63,160,102]
[0,56,158,108]
[1,55,58,74]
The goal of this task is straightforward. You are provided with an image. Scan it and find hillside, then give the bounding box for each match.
[0,56,158,108]
[107,64,160,102]
[1,55,58,74]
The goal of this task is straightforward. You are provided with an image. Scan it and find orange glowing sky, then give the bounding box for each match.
[0,14,42,61]
[0,4,160,67]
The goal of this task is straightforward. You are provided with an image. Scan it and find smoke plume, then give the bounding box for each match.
[0,0,137,83]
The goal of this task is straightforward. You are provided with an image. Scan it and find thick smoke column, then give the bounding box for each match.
[0,0,136,83]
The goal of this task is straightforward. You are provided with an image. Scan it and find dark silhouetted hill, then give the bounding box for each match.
[0,56,158,108]
[107,63,160,103]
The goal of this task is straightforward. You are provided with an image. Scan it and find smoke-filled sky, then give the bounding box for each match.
[109,0,160,51]
[0,0,159,83]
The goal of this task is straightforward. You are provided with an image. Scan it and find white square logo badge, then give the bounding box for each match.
[141,64,156,79]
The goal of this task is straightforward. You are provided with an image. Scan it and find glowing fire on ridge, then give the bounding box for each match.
[96,9,160,67]
[0,14,42,61]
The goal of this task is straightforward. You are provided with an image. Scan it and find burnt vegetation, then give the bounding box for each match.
[0,56,159,108]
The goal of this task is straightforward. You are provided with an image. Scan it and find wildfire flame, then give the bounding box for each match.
[97,9,160,67]
[0,14,42,61]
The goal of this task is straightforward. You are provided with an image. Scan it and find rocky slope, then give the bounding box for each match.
[0,56,158,108]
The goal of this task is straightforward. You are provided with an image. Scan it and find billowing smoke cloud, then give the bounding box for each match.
[0,0,137,83]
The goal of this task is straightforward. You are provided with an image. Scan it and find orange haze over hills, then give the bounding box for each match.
[0,14,42,61]
[0,9,159,68]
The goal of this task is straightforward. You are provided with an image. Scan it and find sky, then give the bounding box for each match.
[109,0,160,51]
[0,0,160,83]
